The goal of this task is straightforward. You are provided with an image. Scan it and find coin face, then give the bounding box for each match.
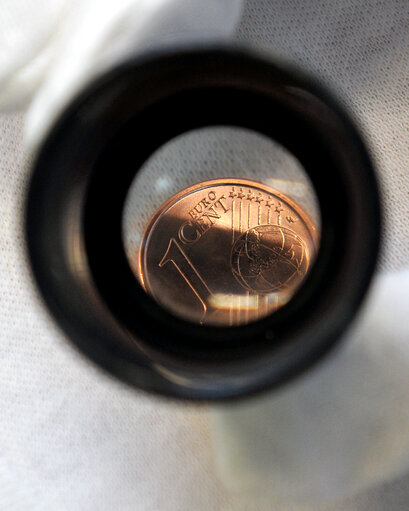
[133,179,318,326]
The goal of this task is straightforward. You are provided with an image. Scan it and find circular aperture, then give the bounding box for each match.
[122,128,320,326]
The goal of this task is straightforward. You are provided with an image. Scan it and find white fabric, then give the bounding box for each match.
[7,0,242,150]
[1,0,409,510]
[212,270,409,504]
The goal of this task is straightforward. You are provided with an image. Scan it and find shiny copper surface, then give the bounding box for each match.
[134,179,318,326]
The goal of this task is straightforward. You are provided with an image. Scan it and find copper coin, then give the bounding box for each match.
[134,179,318,326]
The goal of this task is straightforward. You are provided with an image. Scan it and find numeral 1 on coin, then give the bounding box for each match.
[159,238,212,322]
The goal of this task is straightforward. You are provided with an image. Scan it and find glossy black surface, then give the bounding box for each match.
[25,45,381,399]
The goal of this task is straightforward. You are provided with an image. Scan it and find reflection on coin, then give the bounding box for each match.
[133,179,318,326]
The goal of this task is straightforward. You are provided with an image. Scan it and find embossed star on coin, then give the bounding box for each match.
[134,179,318,326]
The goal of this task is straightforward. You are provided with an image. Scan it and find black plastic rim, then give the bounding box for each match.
[25,44,381,400]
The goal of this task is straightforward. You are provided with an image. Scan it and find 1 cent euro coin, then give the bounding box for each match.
[133,179,319,326]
